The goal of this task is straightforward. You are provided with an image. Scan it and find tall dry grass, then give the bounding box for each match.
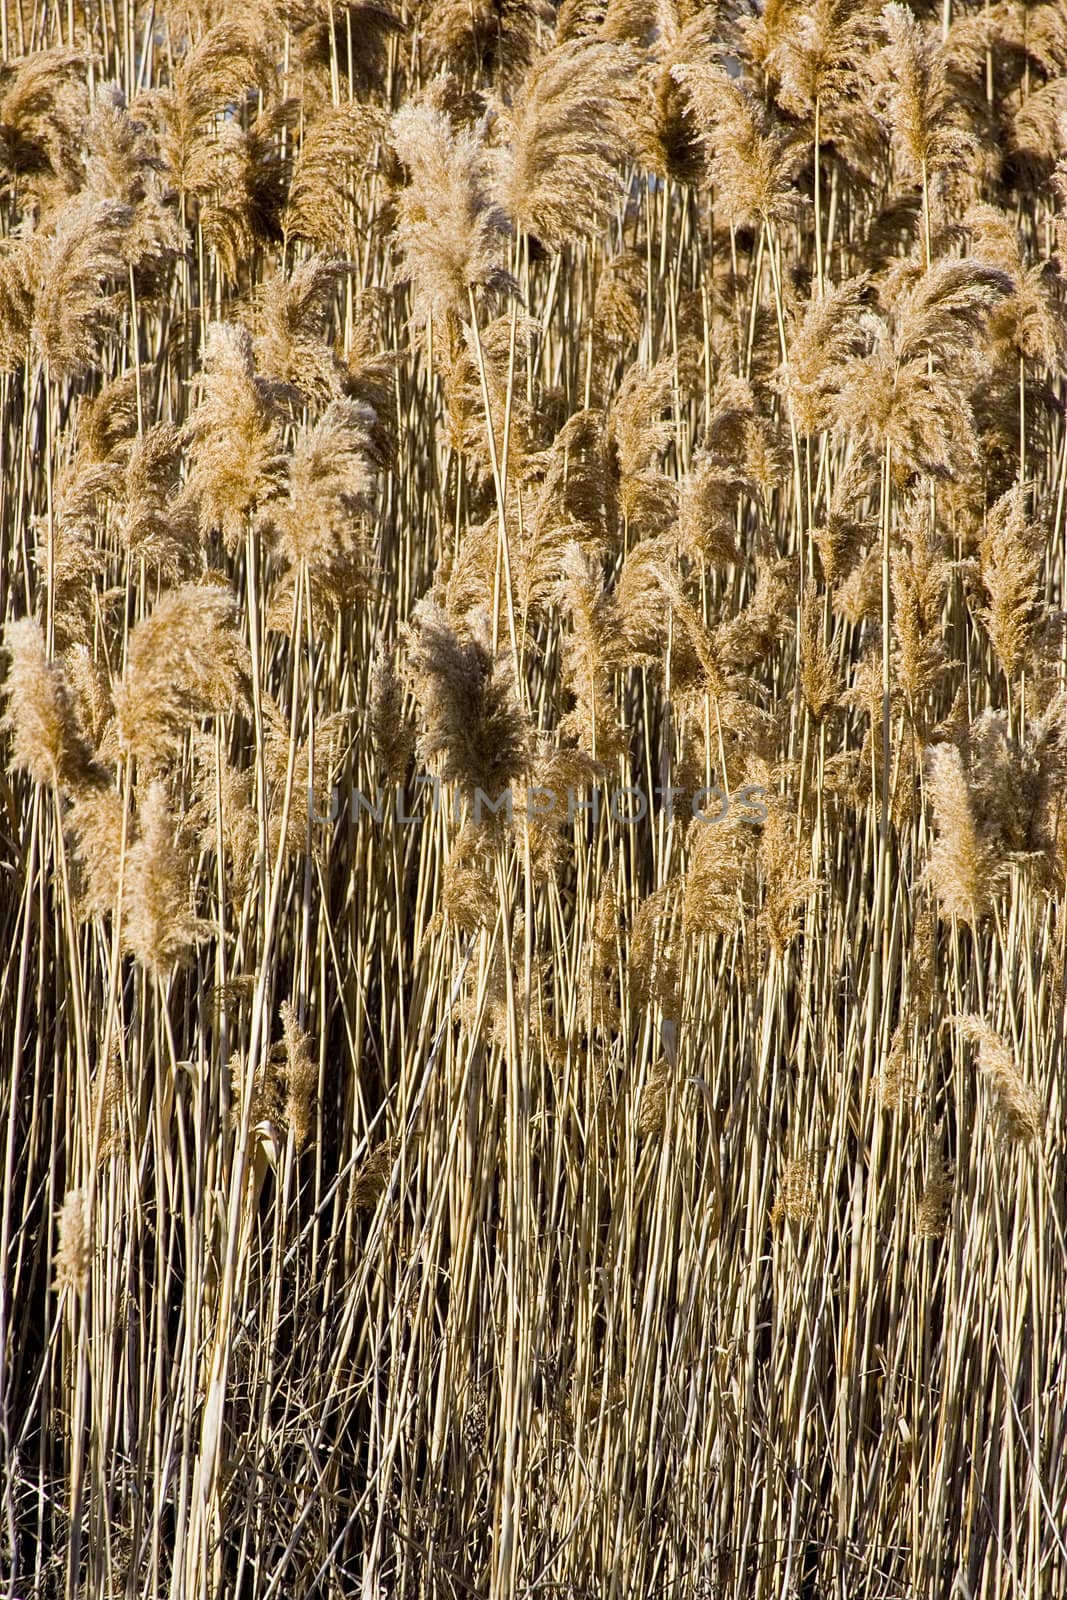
[1,0,1066,1596]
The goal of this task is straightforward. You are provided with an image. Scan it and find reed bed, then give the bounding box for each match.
[1,0,1066,1595]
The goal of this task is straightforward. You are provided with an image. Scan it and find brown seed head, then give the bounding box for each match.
[2,618,101,792]
[404,598,531,807]
[115,583,248,768]
[925,742,1003,924]
[957,1014,1042,1149]
[123,779,209,973]
[280,1000,318,1151]
[31,196,133,376]
[391,100,508,328]
[54,1189,92,1295]
[183,322,288,553]
[495,39,640,246]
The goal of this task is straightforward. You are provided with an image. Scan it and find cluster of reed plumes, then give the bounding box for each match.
[2,0,1067,1594]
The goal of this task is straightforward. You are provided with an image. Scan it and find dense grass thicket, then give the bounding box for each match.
[2,0,1067,1594]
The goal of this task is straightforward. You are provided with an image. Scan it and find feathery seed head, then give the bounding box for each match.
[31,196,133,376]
[0,48,88,209]
[783,275,875,434]
[917,1148,954,1238]
[54,1189,91,1295]
[554,542,628,762]
[0,228,39,373]
[279,1001,318,1151]
[956,1014,1042,1149]
[114,583,249,767]
[422,0,552,86]
[924,742,1003,924]
[2,618,101,792]
[799,581,839,721]
[838,261,1012,480]
[684,806,757,938]
[391,100,509,328]
[369,648,416,785]
[630,882,681,1013]
[771,1154,818,1229]
[123,780,208,973]
[285,102,391,253]
[637,1060,669,1138]
[977,484,1045,682]
[271,399,379,582]
[84,82,183,274]
[494,40,641,246]
[769,0,880,121]
[672,61,804,227]
[120,424,200,580]
[184,321,288,552]
[68,787,126,918]
[254,254,352,405]
[759,805,818,957]
[872,4,975,185]
[404,598,531,807]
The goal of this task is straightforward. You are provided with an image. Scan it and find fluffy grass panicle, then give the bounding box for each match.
[404,597,531,805]
[957,1014,1043,1150]
[114,582,249,767]
[183,322,288,553]
[54,1189,91,1295]
[924,741,1003,924]
[493,38,640,246]
[390,100,509,329]
[122,779,208,973]
[2,617,100,791]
